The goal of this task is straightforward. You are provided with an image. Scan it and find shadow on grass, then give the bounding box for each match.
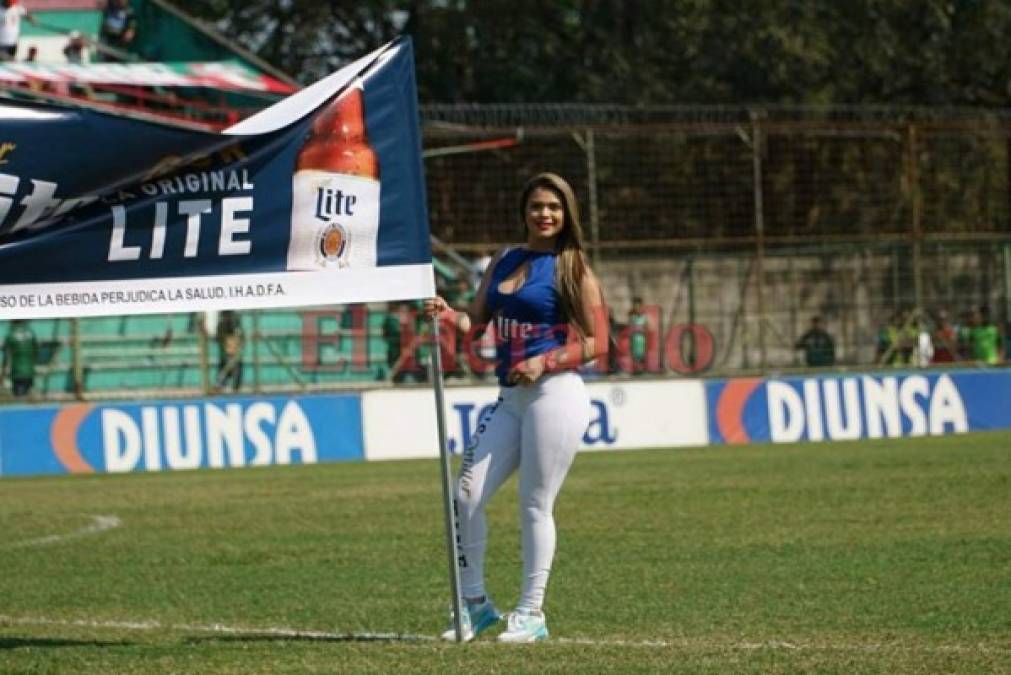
[0,636,131,650]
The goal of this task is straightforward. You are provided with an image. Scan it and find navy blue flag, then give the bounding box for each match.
[0,38,433,319]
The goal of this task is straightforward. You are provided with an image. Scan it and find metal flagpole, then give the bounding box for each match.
[429,313,465,642]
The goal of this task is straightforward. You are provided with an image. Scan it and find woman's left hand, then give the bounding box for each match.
[508,354,546,386]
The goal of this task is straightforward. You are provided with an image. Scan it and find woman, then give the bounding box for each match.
[424,173,606,643]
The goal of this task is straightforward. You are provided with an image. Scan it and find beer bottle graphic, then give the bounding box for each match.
[288,83,380,270]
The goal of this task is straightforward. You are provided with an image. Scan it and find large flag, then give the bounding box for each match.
[0,38,434,319]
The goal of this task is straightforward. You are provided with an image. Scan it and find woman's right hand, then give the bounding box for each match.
[422,296,449,319]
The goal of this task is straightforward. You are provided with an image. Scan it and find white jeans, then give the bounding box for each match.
[455,372,591,612]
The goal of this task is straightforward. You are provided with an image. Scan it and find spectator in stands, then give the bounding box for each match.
[912,315,934,367]
[24,44,48,92]
[410,301,432,382]
[873,315,889,365]
[930,309,957,363]
[628,296,651,374]
[898,308,918,365]
[445,275,475,310]
[971,305,1003,365]
[0,0,34,62]
[97,0,136,61]
[795,315,835,367]
[215,310,244,391]
[382,301,432,383]
[62,31,96,97]
[955,307,975,361]
[63,31,87,63]
[877,309,917,367]
[381,301,407,383]
[2,319,38,397]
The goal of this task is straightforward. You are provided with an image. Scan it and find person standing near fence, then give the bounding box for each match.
[381,301,406,383]
[971,305,1003,365]
[0,0,33,61]
[628,296,650,374]
[930,309,957,363]
[424,172,606,643]
[215,311,244,391]
[795,315,835,368]
[97,0,136,60]
[955,308,976,361]
[2,319,38,397]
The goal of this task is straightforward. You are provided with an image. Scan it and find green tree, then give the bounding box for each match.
[179,0,1011,108]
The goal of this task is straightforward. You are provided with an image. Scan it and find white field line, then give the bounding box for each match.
[555,637,1007,654]
[0,614,1006,654]
[0,615,433,643]
[4,515,122,550]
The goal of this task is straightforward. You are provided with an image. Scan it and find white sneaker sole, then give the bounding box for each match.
[496,629,548,643]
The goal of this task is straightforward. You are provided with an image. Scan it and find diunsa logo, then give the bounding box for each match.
[51,401,317,473]
[767,374,967,443]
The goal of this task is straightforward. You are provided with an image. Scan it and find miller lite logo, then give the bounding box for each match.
[317,222,348,266]
[314,185,358,221]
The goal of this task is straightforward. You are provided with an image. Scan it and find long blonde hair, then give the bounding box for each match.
[519,172,598,336]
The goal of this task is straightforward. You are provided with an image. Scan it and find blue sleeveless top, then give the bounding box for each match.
[485,248,569,386]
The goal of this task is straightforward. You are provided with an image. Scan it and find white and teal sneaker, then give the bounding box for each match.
[440,599,502,642]
[496,609,549,643]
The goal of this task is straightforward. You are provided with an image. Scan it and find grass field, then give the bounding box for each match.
[1,432,1009,674]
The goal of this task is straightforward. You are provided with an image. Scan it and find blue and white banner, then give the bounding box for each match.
[0,38,433,319]
[360,380,709,461]
[0,394,364,477]
[706,369,1011,444]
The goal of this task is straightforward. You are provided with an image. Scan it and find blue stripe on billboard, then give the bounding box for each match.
[0,394,363,477]
[707,369,1011,444]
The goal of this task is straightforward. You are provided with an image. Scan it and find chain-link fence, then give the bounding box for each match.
[2,106,1010,401]
[423,105,1011,375]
